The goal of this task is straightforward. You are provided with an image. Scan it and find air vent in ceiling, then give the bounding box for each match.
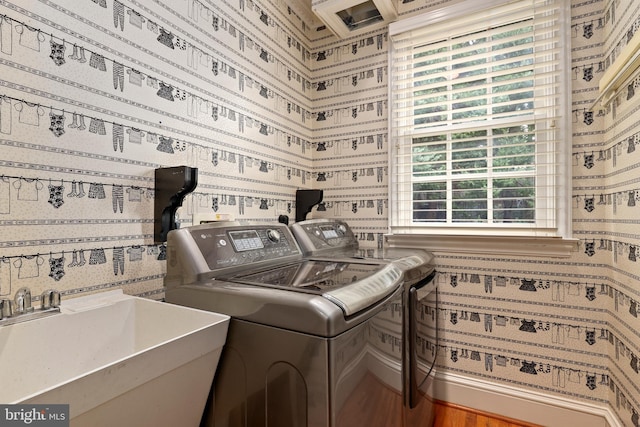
[312,0,397,38]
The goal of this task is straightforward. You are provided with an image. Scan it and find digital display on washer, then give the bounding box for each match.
[320,225,338,239]
[228,230,264,252]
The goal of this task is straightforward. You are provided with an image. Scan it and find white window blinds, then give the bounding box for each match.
[389,0,570,237]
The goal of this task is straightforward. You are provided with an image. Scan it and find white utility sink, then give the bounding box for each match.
[0,290,230,427]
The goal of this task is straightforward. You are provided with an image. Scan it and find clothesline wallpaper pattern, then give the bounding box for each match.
[1,1,391,129]
[572,128,639,166]
[2,7,313,141]
[0,91,316,180]
[0,26,312,156]
[1,0,390,176]
[6,0,317,107]
[2,0,640,425]
[0,82,389,164]
[0,172,329,221]
[0,0,324,304]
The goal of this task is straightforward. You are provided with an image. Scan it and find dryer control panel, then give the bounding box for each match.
[291,219,359,254]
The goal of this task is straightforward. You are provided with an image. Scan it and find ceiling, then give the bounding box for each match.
[287,0,321,27]
[288,0,398,37]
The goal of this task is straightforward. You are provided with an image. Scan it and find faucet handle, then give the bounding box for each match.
[0,299,13,319]
[41,290,61,310]
[14,287,34,314]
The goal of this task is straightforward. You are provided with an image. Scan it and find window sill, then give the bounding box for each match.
[386,234,579,258]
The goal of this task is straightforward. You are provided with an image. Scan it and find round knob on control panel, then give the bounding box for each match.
[266,229,281,243]
[336,224,347,236]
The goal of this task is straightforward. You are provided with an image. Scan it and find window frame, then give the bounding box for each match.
[387,0,577,256]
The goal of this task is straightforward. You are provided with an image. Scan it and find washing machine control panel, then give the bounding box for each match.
[188,224,301,270]
[291,219,358,254]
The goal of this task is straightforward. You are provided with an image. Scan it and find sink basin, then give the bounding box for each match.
[0,290,229,427]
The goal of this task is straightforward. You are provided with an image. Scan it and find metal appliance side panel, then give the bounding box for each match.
[404,272,438,427]
[165,224,212,289]
[332,286,404,427]
[203,319,330,427]
[203,288,405,427]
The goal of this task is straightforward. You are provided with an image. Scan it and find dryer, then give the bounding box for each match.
[291,218,439,427]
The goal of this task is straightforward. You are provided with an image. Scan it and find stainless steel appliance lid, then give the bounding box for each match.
[223,260,382,289]
[221,260,403,316]
[166,281,403,337]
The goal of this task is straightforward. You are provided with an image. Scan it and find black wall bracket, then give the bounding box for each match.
[154,166,198,243]
[295,189,323,222]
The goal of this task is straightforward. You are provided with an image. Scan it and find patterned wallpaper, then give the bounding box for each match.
[0,0,315,300]
[1,0,639,425]
[309,0,640,425]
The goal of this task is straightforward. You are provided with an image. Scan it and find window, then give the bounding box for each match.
[389,0,571,241]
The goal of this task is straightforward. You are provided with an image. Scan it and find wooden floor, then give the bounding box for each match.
[433,401,541,427]
[336,372,539,427]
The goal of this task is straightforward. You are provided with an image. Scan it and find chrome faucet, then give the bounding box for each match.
[0,287,62,326]
[0,298,12,320]
[41,289,61,310]
[14,287,34,315]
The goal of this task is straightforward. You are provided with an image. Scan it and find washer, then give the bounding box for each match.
[165,221,435,427]
[291,218,439,426]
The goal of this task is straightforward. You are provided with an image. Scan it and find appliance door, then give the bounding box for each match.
[405,271,438,426]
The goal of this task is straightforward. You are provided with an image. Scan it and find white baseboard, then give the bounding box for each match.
[428,370,621,427]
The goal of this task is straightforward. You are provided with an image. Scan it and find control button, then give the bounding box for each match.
[336,224,347,236]
[266,229,281,243]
